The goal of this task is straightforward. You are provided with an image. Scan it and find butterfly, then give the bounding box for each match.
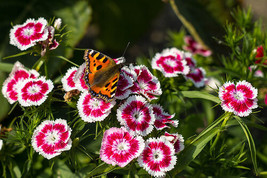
[83,49,125,102]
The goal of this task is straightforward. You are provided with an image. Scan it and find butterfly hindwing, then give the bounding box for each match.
[83,49,122,102]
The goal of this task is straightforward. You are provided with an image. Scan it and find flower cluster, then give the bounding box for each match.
[2,61,53,107]
[152,47,206,87]
[9,17,61,54]
[31,119,72,159]
[60,61,183,176]
[219,81,258,117]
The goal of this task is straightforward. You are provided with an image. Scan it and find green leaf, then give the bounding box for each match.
[53,160,79,178]
[235,116,258,175]
[83,162,120,177]
[171,127,221,174]
[181,91,220,104]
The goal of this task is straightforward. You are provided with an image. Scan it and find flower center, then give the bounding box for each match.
[23,27,34,37]
[165,58,176,66]
[233,91,244,101]
[46,130,59,144]
[28,85,41,94]
[90,99,100,108]
[152,149,163,161]
[114,139,129,154]
[138,81,147,90]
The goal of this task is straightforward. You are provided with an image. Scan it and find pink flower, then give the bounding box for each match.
[100,127,145,167]
[74,63,89,92]
[152,104,178,130]
[161,132,184,153]
[219,81,258,117]
[61,67,78,92]
[40,26,59,56]
[2,61,39,104]
[77,91,115,123]
[129,65,162,101]
[185,67,206,88]
[10,18,48,51]
[31,119,72,159]
[152,48,190,77]
[115,68,134,100]
[264,94,267,105]
[138,137,177,177]
[117,95,155,136]
[254,45,267,65]
[17,77,54,107]
[183,36,212,57]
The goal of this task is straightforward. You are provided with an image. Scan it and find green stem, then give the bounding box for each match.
[55,56,79,67]
[169,0,209,49]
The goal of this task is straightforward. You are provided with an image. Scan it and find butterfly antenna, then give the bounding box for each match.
[122,42,130,57]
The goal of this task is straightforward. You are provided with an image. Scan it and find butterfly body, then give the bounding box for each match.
[84,49,124,102]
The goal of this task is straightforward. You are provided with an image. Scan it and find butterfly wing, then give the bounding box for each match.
[84,49,121,102]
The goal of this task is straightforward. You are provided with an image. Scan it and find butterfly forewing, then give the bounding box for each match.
[83,49,122,102]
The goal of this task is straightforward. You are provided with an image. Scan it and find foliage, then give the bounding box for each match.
[0,0,266,178]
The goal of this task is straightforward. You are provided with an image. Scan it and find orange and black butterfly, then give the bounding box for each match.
[83,49,125,102]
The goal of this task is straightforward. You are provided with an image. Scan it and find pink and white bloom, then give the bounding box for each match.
[115,69,134,100]
[219,81,258,117]
[183,36,212,57]
[185,67,206,88]
[117,95,155,136]
[138,137,177,177]
[31,119,72,159]
[77,91,115,123]
[40,26,59,56]
[130,65,162,101]
[100,127,145,167]
[161,132,184,153]
[152,104,178,130]
[10,18,48,51]
[74,63,88,92]
[61,67,78,92]
[152,48,190,77]
[17,77,54,107]
[2,61,39,104]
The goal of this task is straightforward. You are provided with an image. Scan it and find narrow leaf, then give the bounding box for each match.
[235,116,258,175]
[172,127,220,174]
[181,91,220,103]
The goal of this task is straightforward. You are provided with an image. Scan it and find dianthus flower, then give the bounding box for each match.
[254,45,266,65]
[129,65,162,100]
[138,137,177,177]
[219,81,258,117]
[183,36,212,57]
[185,67,206,88]
[2,61,39,104]
[161,132,184,153]
[152,104,178,130]
[61,67,78,92]
[77,91,115,122]
[115,68,134,100]
[17,77,54,107]
[117,95,155,136]
[31,119,72,159]
[10,18,48,50]
[152,48,189,77]
[100,127,145,167]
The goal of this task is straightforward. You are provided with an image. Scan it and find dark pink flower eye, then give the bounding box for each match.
[100,127,145,167]
[31,119,72,159]
[219,81,258,117]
